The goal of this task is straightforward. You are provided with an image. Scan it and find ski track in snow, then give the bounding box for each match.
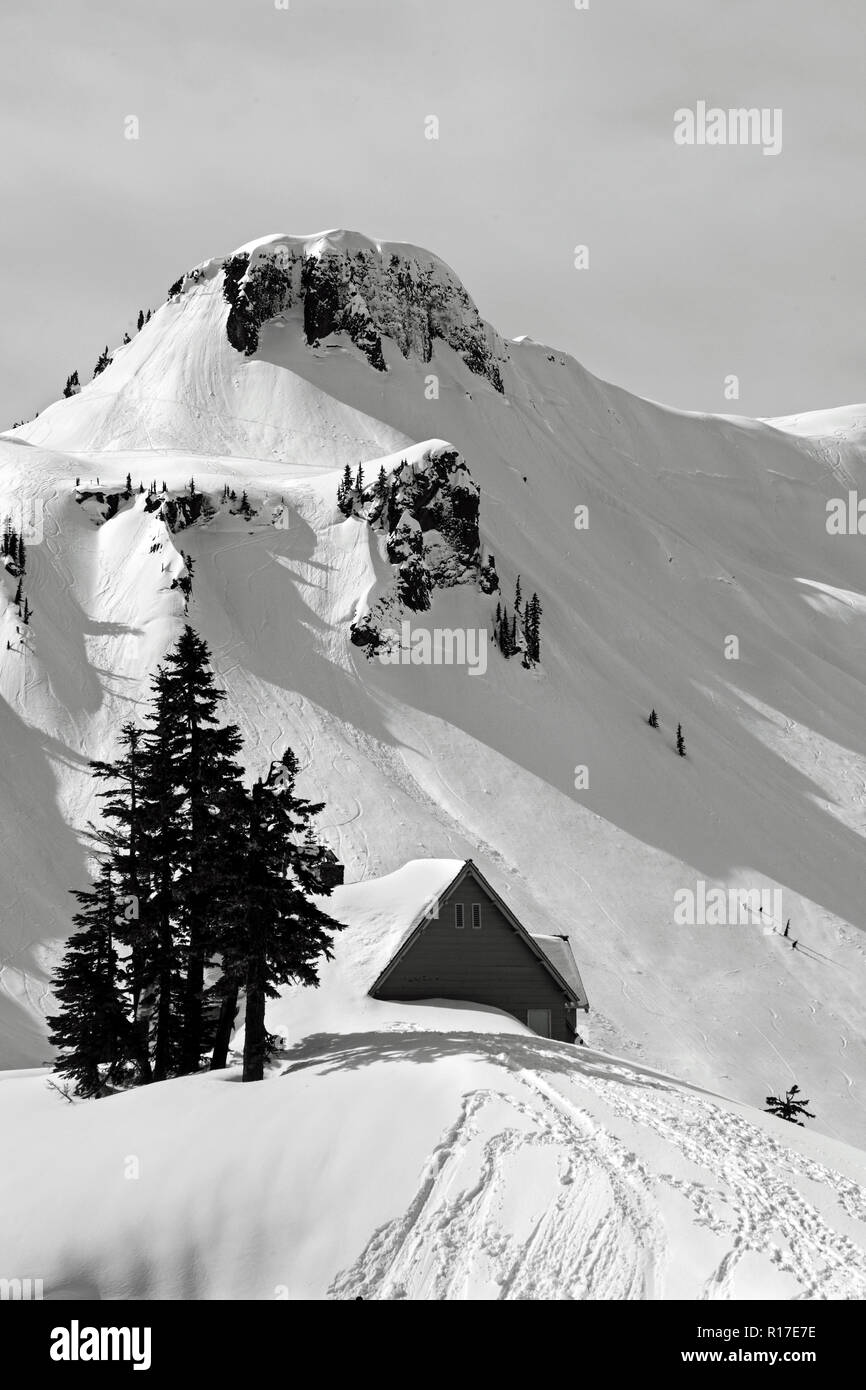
[329,1053,866,1301]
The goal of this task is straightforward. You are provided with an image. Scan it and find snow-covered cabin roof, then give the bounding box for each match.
[533,935,587,1004]
[319,859,588,1009]
[315,859,464,985]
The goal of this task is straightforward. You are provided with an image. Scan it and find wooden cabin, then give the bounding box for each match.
[369,860,588,1042]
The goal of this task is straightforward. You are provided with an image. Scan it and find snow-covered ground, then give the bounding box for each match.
[4,1034,866,1299]
[1,229,866,1297]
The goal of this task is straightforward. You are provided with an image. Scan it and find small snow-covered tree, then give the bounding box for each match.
[93,346,112,378]
[337,463,354,516]
[765,1084,815,1127]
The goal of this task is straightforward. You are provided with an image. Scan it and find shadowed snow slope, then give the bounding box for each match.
[1,229,866,1297]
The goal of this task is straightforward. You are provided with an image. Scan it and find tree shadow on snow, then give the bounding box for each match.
[276,1027,723,1103]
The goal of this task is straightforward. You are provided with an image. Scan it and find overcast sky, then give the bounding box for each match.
[1,0,863,426]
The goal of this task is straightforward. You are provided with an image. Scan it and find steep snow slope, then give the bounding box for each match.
[2,228,866,1171]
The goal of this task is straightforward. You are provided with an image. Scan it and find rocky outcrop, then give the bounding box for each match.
[348,444,499,653]
[210,234,506,391]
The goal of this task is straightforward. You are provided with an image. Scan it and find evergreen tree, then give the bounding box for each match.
[152,627,245,1074]
[63,370,80,398]
[137,310,145,331]
[523,594,542,665]
[765,1084,815,1127]
[374,465,388,507]
[52,628,343,1089]
[676,724,686,757]
[386,476,403,533]
[145,309,152,323]
[499,603,512,657]
[337,463,354,517]
[90,723,153,1083]
[125,472,132,496]
[514,574,522,615]
[355,462,364,494]
[648,709,659,728]
[13,578,22,608]
[137,679,188,1082]
[17,533,25,572]
[122,332,131,345]
[93,347,112,378]
[47,862,130,1097]
[22,597,30,625]
[219,752,343,1082]
[177,552,195,603]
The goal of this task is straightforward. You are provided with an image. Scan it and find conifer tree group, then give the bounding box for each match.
[337,461,394,522]
[646,710,687,756]
[61,307,151,402]
[2,516,30,628]
[48,626,343,1094]
[1,516,26,576]
[494,576,542,666]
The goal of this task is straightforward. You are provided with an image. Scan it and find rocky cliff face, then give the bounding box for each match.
[169,232,507,392]
[347,443,499,652]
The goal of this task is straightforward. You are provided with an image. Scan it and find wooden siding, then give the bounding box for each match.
[373,868,577,1042]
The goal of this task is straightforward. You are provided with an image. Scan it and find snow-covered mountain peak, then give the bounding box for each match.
[212,227,507,389]
[8,227,515,460]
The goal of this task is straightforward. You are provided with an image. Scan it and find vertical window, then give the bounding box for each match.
[454,903,464,929]
[471,903,481,929]
[527,1009,552,1038]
